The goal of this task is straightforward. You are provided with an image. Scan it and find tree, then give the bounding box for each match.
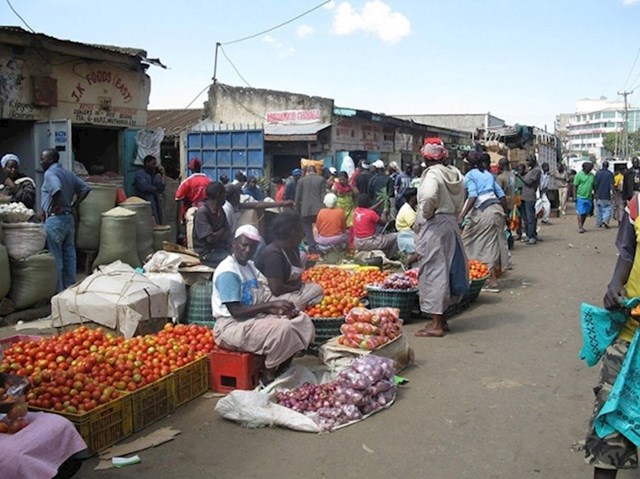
[603,131,640,157]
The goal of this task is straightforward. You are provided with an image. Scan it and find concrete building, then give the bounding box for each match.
[185,83,471,181]
[394,113,506,137]
[565,97,640,160]
[0,27,162,196]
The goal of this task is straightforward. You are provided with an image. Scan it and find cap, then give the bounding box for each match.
[292,168,302,176]
[373,160,384,169]
[188,158,201,171]
[389,161,399,171]
[234,224,262,242]
[329,166,337,175]
[361,161,370,170]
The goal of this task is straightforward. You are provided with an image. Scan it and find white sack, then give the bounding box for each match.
[134,128,164,165]
[143,252,187,321]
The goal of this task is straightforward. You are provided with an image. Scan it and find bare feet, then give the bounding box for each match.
[415,326,444,337]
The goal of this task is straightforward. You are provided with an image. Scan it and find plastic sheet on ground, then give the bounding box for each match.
[214,364,394,433]
[50,261,168,338]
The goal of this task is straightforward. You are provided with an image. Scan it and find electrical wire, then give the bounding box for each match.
[623,47,640,90]
[6,0,36,33]
[221,0,331,46]
[219,45,252,87]
[184,83,212,110]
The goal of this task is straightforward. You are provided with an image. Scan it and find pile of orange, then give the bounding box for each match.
[468,259,490,280]
[305,295,365,318]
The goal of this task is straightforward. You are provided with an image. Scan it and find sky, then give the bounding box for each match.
[3,0,640,130]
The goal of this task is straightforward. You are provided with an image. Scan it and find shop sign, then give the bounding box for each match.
[266,109,322,124]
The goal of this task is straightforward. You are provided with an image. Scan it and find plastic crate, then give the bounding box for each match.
[309,316,344,350]
[209,348,264,394]
[29,393,133,453]
[169,356,210,408]
[0,335,42,358]
[366,286,419,319]
[131,375,174,432]
[468,275,489,302]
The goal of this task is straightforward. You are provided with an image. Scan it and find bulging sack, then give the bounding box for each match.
[153,225,172,252]
[2,222,46,260]
[8,251,57,310]
[93,207,141,269]
[76,182,117,251]
[0,244,10,299]
[121,197,155,263]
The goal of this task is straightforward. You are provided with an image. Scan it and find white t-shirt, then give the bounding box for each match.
[211,255,262,319]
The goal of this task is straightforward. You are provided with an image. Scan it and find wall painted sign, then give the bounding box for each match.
[265,109,322,124]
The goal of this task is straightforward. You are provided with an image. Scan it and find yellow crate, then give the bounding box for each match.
[131,375,174,433]
[29,393,133,454]
[169,356,209,408]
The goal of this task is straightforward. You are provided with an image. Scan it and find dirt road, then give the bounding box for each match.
[71,216,632,478]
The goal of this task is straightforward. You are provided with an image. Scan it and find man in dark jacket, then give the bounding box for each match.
[623,156,640,201]
[134,155,165,224]
[594,160,614,228]
[514,155,541,245]
[355,161,373,194]
[367,159,394,213]
[193,182,231,267]
[295,166,325,253]
[283,168,302,201]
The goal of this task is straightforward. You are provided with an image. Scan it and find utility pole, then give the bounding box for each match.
[618,90,633,162]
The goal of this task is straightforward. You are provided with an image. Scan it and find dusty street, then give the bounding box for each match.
[66,215,633,478]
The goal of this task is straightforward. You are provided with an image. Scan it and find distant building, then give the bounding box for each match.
[394,113,505,137]
[565,97,640,160]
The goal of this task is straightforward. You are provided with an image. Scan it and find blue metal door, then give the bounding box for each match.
[186,129,264,181]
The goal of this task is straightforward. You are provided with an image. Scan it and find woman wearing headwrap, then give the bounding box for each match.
[414,138,469,338]
[314,192,348,248]
[0,154,36,209]
[332,171,357,227]
[458,151,509,293]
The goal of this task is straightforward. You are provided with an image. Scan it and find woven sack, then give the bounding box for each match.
[93,207,141,269]
[0,244,9,299]
[121,197,155,262]
[153,225,172,252]
[8,251,57,310]
[2,222,46,260]
[163,178,179,243]
[0,221,3,244]
[185,280,214,325]
[76,182,117,251]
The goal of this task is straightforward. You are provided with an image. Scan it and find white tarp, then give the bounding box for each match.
[50,261,168,338]
[143,252,187,322]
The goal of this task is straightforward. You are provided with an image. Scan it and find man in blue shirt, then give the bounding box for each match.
[595,160,614,229]
[134,155,165,224]
[40,148,91,292]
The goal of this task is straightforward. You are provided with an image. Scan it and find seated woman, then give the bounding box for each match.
[395,187,418,255]
[315,193,348,249]
[0,154,36,209]
[193,182,232,268]
[212,225,316,383]
[256,211,323,310]
[352,193,398,259]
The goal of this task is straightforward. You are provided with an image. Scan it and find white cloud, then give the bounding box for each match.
[331,0,411,44]
[296,24,315,38]
[623,0,640,4]
[262,34,295,59]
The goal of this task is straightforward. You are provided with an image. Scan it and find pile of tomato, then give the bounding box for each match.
[0,323,214,415]
[301,266,389,318]
[468,259,490,280]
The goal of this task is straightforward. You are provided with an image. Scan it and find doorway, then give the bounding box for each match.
[72,125,121,175]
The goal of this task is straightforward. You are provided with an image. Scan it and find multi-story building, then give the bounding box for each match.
[565,97,640,160]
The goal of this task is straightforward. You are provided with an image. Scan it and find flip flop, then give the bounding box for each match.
[415,328,445,338]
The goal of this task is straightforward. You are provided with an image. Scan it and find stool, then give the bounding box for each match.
[209,347,265,393]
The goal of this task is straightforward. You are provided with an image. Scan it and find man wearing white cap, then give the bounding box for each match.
[212,224,315,383]
[368,159,394,214]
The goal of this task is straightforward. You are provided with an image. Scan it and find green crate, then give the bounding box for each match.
[309,316,344,351]
[468,275,489,302]
[365,286,419,319]
[169,356,210,408]
[131,375,174,433]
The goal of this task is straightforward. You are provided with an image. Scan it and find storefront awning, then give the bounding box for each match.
[264,123,331,142]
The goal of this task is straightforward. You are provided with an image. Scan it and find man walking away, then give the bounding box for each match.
[514,156,541,244]
[552,164,570,216]
[295,166,325,253]
[594,160,614,229]
[355,161,373,195]
[394,163,414,210]
[40,148,91,292]
[574,161,596,233]
[539,163,552,224]
[367,159,394,213]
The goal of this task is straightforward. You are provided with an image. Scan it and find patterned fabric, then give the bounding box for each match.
[579,299,639,367]
[585,339,639,469]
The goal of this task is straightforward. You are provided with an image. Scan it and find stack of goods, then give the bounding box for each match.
[75,182,117,252]
[275,355,397,431]
[0,374,31,434]
[93,207,140,269]
[0,324,213,414]
[120,197,155,263]
[370,272,418,290]
[467,259,490,302]
[337,307,403,350]
[0,203,56,310]
[366,272,419,319]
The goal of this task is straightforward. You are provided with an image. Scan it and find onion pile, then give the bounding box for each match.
[275,355,397,431]
[371,272,417,290]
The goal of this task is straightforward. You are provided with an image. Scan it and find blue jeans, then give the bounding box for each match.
[45,214,77,292]
[596,199,612,226]
[522,200,537,241]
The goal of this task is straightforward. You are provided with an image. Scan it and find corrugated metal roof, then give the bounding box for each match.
[264,123,331,135]
[147,109,204,137]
